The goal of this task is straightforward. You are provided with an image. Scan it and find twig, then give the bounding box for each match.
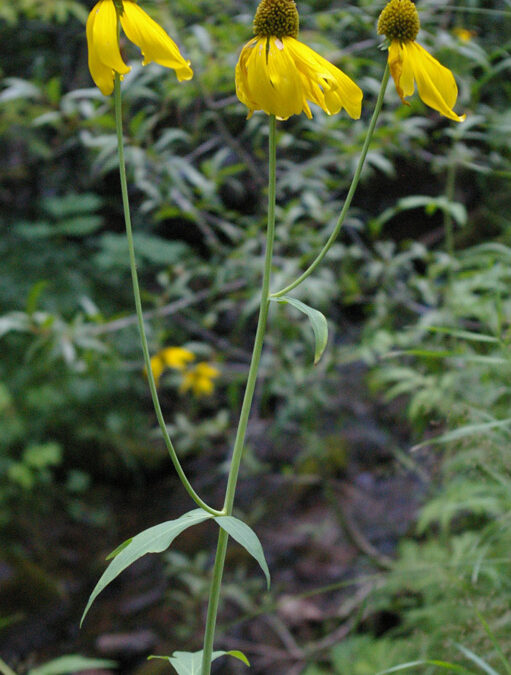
[326,483,394,570]
[263,614,304,660]
[84,279,246,336]
[173,314,251,362]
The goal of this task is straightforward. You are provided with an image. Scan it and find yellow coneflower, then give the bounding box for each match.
[377,0,465,122]
[86,0,192,95]
[235,0,362,120]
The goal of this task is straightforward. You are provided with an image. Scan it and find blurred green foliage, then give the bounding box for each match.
[2,0,511,671]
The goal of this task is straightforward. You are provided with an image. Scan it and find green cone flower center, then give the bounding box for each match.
[377,0,420,42]
[253,0,299,39]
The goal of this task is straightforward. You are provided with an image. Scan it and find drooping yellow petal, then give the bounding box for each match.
[284,37,362,119]
[119,1,193,81]
[236,36,304,120]
[388,40,465,122]
[388,41,413,103]
[406,42,465,122]
[86,0,130,96]
[235,35,362,120]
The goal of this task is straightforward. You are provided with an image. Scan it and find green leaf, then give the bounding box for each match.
[26,281,49,315]
[105,538,133,561]
[0,312,32,338]
[55,215,103,236]
[150,650,249,674]
[81,509,213,625]
[43,193,102,218]
[412,418,511,449]
[271,296,328,364]
[214,516,270,589]
[472,609,511,675]
[427,327,499,344]
[28,655,116,675]
[376,660,477,675]
[0,656,18,675]
[454,644,500,675]
[95,233,190,269]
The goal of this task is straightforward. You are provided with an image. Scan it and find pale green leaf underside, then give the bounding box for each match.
[150,649,249,674]
[215,515,271,589]
[29,655,116,675]
[376,660,477,675]
[81,509,213,625]
[271,296,328,364]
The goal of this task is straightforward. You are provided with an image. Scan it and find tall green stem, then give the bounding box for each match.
[271,65,390,298]
[200,115,278,675]
[114,75,221,517]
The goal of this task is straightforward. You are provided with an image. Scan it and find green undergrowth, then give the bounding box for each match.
[303,243,511,672]
[2,0,511,672]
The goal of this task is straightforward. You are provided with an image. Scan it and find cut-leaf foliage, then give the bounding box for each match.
[215,515,271,589]
[150,650,249,674]
[271,296,328,364]
[81,509,213,625]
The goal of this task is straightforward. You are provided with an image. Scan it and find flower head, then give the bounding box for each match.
[180,362,220,398]
[235,0,362,120]
[148,346,195,387]
[378,0,465,122]
[86,0,193,96]
[160,346,195,371]
[453,27,475,42]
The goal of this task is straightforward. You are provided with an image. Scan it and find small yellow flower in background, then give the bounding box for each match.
[147,346,195,387]
[160,346,195,371]
[180,362,220,398]
[235,0,362,120]
[453,27,475,43]
[148,353,165,387]
[377,0,465,122]
[86,0,193,96]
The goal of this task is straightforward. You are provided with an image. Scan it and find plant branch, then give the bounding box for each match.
[271,65,390,298]
[114,74,222,518]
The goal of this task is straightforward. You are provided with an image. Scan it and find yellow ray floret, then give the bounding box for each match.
[180,362,220,397]
[86,0,192,96]
[388,41,466,123]
[235,35,362,120]
[160,346,195,371]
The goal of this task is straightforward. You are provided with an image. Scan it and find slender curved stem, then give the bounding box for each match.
[114,75,222,517]
[271,65,390,299]
[200,114,278,675]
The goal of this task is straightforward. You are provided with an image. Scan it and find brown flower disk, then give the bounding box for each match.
[377,0,420,42]
[253,0,299,38]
